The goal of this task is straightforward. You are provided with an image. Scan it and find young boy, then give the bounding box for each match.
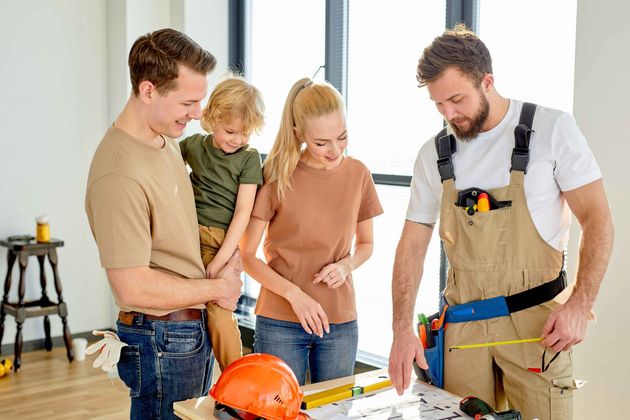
[179,76,265,371]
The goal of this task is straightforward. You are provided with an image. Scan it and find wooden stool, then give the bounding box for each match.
[0,235,73,371]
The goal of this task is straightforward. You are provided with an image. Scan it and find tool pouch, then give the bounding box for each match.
[414,308,446,389]
[417,296,504,388]
[423,319,445,388]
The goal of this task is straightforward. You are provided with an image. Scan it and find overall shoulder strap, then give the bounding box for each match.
[511,102,537,173]
[434,127,456,182]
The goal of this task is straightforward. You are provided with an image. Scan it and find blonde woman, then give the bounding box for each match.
[241,78,383,385]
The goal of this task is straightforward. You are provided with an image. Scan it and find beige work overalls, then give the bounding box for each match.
[439,167,575,419]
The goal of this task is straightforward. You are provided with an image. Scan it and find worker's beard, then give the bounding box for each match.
[448,90,490,141]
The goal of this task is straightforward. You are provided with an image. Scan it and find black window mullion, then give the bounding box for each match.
[325,0,349,101]
[446,0,480,31]
[228,0,249,74]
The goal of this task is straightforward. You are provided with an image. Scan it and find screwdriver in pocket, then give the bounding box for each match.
[477,193,490,212]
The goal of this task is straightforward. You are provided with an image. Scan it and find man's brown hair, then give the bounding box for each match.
[417,23,492,87]
[128,28,217,96]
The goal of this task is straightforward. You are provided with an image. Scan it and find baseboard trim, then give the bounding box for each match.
[0,329,112,356]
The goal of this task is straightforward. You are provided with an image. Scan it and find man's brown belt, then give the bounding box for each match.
[118,308,203,326]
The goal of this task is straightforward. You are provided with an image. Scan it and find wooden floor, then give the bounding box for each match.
[0,347,130,419]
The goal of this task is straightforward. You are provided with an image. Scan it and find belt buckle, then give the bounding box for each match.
[119,311,135,326]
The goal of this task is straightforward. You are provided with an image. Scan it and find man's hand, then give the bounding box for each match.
[541,300,589,352]
[389,329,427,395]
[212,250,243,311]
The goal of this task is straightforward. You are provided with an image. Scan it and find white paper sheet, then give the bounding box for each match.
[305,381,468,419]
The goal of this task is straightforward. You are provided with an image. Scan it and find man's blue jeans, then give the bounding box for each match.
[253,315,358,385]
[116,313,214,420]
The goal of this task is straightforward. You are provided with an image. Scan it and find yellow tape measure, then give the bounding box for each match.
[449,337,542,351]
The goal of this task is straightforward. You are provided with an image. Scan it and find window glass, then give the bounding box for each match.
[347,1,446,176]
[354,184,441,361]
[249,0,326,153]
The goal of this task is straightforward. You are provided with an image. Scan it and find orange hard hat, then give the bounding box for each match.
[210,353,308,420]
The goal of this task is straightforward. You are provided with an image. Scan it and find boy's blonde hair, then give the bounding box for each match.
[200,76,265,135]
[264,78,345,201]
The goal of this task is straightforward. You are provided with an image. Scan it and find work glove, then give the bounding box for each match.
[86,330,128,372]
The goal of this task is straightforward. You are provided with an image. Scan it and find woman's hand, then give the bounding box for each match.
[313,261,351,289]
[288,289,330,337]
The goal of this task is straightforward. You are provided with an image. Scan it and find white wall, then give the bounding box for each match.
[0,0,228,348]
[572,1,630,417]
[0,0,111,346]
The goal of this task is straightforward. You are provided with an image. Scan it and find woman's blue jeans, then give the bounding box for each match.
[253,315,358,385]
[115,313,214,420]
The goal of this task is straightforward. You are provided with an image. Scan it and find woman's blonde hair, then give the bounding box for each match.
[264,78,345,201]
[200,75,265,135]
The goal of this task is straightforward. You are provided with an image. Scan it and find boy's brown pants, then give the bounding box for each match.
[199,225,243,371]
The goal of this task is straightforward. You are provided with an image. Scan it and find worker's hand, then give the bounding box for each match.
[389,329,426,395]
[288,289,330,337]
[213,250,243,311]
[313,261,351,289]
[541,300,589,352]
[86,330,128,372]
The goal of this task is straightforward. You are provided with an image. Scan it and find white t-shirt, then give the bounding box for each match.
[406,99,601,251]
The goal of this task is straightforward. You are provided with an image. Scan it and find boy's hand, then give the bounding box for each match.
[205,260,223,279]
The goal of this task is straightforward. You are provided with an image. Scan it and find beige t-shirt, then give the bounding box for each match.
[251,157,383,324]
[85,126,205,316]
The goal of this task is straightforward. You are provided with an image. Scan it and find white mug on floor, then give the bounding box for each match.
[72,338,88,361]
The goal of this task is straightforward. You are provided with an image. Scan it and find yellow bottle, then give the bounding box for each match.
[36,215,50,243]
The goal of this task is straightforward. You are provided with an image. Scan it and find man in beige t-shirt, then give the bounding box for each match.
[85,29,242,420]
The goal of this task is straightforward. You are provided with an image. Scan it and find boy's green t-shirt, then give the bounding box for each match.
[180,133,263,230]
